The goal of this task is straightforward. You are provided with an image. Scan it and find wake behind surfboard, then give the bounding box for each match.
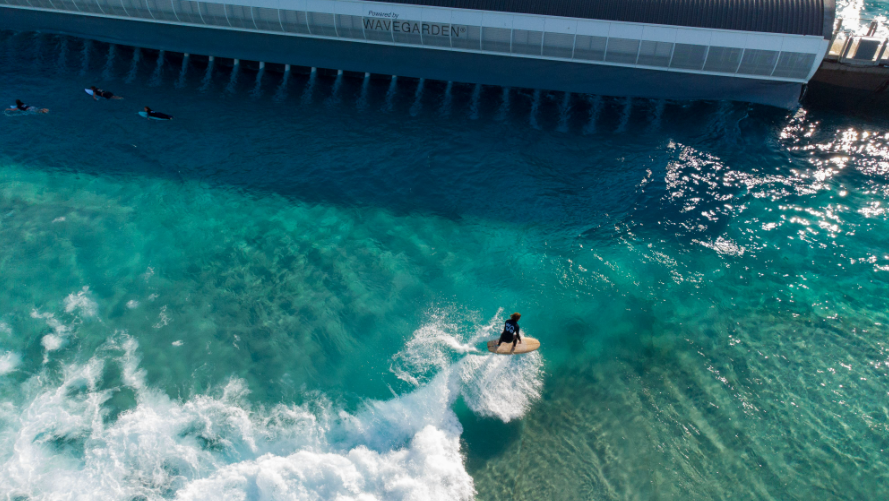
[487,337,541,355]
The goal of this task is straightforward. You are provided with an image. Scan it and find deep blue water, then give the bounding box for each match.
[2,5,889,499]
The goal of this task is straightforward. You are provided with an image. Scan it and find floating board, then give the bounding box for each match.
[138,111,172,120]
[487,337,541,355]
[85,89,94,96]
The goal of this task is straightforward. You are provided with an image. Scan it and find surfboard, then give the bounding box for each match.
[487,337,540,355]
[138,111,173,120]
[84,89,94,96]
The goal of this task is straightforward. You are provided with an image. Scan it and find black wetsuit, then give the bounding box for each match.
[147,111,173,120]
[95,89,115,99]
[498,319,521,345]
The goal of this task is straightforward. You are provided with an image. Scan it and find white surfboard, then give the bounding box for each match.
[487,337,540,355]
[84,88,94,96]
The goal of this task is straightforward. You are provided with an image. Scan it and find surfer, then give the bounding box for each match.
[5,99,48,113]
[143,106,173,120]
[497,312,522,349]
[89,86,123,100]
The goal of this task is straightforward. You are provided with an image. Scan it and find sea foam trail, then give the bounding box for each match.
[0,313,542,500]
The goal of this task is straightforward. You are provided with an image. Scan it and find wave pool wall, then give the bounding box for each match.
[0,6,807,108]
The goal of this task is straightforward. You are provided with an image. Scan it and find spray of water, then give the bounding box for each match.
[125,48,141,84]
[440,81,453,117]
[149,50,165,87]
[410,78,425,117]
[101,44,116,81]
[199,58,214,92]
[356,72,370,110]
[0,299,542,500]
[175,55,189,89]
[495,87,511,121]
[224,61,240,94]
[301,68,317,105]
[273,69,291,103]
[383,75,398,112]
[616,96,633,133]
[584,95,602,135]
[557,92,572,133]
[469,84,482,120]
[250,66,266,99]
[530,89,542,130]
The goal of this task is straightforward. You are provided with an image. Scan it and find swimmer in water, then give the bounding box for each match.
[90,86,123,100]
[5,99,48,113]
[143,106,173,120]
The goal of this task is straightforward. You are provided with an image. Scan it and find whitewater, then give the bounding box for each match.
[0,302,541,500]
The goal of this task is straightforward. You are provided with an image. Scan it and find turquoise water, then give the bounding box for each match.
[2,8,889,499]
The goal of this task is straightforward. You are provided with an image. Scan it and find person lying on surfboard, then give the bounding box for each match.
[143,106,173,120]
[6,99,48,113]
[497,312,522,349]
[89,86,123,100]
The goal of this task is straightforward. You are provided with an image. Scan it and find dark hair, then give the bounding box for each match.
[144,106,151,112]
[15,99,23,106]
[91,86,98,91]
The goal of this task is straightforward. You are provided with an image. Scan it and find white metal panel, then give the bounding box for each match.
[511,14,544,31]
[640,25,676,43]
[709,30,747,47]
[304,0,331,14]
[360,0,397,19]
[674,27,711,45]
[280,0,307,12]
[806,39,830,80]
[333,1,364,16]
[480,11,511,29]
[608,23,643,39]
[389,4,422,20]
[420,7,451,24]
[543,17,575,35]
[449,8,482,27]
[780,36,823,54]
[745,33,784,50]
[575,19,609,37]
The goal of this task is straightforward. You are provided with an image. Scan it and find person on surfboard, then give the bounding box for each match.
[6,99,48,113]
[90,86,123,100]
[143,106,173,120]
[497,312,522,349]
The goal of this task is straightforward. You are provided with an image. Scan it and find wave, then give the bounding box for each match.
[0,312,542,500]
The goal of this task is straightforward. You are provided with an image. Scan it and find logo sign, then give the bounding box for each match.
[364,13,468,38]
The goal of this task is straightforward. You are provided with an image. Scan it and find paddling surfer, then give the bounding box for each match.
[90,86,123,100]
[143,106,173,120]
[497,312,522,349]
[6,99,48,113]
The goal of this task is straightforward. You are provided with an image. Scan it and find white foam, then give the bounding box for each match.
[126,300,140,309]
[153,305,170,329]
[0,314,542,500]
[63,286,97,317]
[0,352,20,375]
[40,334,63,352]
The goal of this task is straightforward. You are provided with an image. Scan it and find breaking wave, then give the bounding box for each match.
[0,311,542,500]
